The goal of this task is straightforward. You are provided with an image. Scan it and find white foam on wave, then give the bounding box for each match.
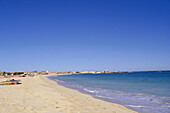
[95,95,115,99]
[83,88,98,93]
[126,105,143,108]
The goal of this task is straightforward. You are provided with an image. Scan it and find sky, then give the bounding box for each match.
[0,0,170,72]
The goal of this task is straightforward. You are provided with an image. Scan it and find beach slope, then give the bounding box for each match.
[0,76,137,113]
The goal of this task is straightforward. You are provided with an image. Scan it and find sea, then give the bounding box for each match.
[47,71,170,113]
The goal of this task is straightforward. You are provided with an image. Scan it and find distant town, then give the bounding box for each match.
[0,70,169,77]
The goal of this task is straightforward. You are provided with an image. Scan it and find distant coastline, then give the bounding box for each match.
[1,70,170,77]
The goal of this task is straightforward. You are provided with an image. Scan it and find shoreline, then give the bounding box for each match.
[0,75,137,113]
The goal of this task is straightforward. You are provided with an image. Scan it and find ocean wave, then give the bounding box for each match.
[95,95,115,99]
[83,88,98,93]
[126,105,143,108]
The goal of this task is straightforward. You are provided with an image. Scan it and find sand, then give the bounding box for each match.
[0,75,137,113]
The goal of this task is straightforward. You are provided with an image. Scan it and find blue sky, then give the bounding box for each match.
[0,0,170,72]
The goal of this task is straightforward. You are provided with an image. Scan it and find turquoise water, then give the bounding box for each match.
[48,71,170,113]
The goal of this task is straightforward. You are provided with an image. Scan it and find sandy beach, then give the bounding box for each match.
[0,75,137,113]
